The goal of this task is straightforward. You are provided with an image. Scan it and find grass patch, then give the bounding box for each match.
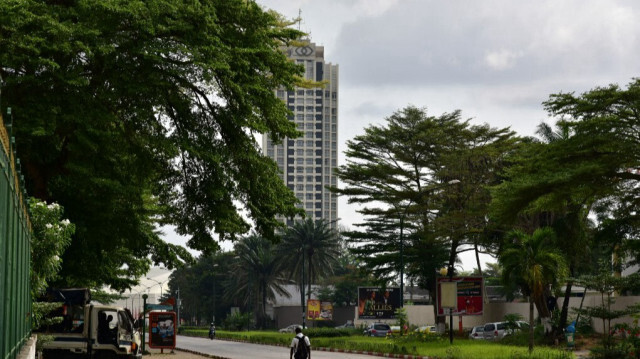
[180,328,573,358]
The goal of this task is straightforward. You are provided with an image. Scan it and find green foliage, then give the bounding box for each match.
[31,302,63,331]
[315,285,334,302]
[29,198,75,297]
[394,307,408,333]
[499,227,568,352]
[29,198,74,330]
[491,78,640,334]
[301,327,352,338]
[180,329,573,358]
[500,228,568,300]
[318,241,374,307]
[1,0,306,290]
[504,313,525,330]
[333,105,518,303]
[168,253,238,326]
[35,334,55,353]
[229,235,291,329]
[278,219,341,309]
[574,260,639,348]
[610,316,640,359]
[223,311,254,332]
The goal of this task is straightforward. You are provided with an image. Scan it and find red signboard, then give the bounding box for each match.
[148,311,176,349]
[436,277,484,316]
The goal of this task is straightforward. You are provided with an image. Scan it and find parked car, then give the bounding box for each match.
[469,325,485,339]
[415,325,437,334]
[279,324,302,333]
[336,321,355,329]
[363,323,392,337]
[483,322,509,340]
[390,325,401,334]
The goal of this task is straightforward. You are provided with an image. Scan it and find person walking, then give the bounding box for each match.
[290,327,311,359]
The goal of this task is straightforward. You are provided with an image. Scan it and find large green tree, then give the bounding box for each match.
[333,106,518,306]
[278,219,341,318]
[0,0,305,290]
[490,79,640,335]
[228,235,291,329]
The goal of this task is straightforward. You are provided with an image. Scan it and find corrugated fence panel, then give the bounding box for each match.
[0,112,31,359]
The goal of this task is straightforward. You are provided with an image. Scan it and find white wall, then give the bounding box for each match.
[354,296,640,334]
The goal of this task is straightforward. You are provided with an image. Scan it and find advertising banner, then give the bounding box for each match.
[307,300,333,320]
[436,277,484,316]
[357,287,400,319]
[148,311,176,349]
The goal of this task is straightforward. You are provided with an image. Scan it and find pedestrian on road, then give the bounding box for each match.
[290,327,311,359]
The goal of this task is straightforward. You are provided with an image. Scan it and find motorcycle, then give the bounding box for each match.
[208,326,215,340]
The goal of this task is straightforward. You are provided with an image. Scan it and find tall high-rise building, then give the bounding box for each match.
[263,41,339,227]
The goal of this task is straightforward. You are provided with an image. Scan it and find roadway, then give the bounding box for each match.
[176,335,375,359]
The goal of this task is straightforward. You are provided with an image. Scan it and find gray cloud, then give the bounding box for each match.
[333,0,640,87]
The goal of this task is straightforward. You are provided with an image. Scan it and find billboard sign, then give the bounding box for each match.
[307,300,333,320]
[357,287,401,319]
[436,277,484,316]
[148,311,176,349]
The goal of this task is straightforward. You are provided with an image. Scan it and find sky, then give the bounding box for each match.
[162,0,640,271]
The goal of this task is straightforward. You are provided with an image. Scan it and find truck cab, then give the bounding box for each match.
[43,304,141,359]
[38,289,141,359]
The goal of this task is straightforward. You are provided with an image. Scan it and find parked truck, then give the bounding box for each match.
[38,288,142,359]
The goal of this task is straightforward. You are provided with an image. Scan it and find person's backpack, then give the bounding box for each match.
[294,335,309,359]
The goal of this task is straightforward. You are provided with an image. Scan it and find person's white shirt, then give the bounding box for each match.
[290,332,311,356]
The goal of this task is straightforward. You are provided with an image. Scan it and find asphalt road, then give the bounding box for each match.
[176,335,375,359]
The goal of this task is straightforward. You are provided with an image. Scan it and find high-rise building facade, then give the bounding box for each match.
[263,41,339,226]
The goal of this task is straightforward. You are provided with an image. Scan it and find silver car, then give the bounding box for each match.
[469,325,485,340]
[363,323,392,337]
[279,324,302,333]
[483,322,509,340]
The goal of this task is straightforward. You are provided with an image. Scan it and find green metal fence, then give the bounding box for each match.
[1,110,32,359]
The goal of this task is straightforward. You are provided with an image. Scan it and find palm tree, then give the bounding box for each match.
[226,235,291,329]
[499,227,568,353]
[279,219,341,323]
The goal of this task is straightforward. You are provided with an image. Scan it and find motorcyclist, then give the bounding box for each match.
[208,323,216,339]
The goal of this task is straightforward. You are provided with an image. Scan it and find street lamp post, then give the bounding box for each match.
[146,277,166,302]
[399,209,406,307]
[176,288,181,329]
[212,264,218,324]
[448,265,454,345]
[301,246,306,330]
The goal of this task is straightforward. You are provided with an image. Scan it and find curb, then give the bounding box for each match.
[175,347,230,359]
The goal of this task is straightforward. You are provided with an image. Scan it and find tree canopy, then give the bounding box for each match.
[0,0,305,290]
[490,79,640,336]
[333,106,518,300]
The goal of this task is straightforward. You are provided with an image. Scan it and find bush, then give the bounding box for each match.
[303,327,353,338]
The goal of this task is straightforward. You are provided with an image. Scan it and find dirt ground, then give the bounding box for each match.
[145,348,206,359]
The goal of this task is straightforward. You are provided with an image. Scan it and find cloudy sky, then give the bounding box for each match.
[164,0,640,269]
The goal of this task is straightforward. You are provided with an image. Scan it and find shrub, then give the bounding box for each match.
[303,327,352,338]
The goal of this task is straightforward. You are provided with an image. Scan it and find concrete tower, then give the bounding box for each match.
[263,41,339,227]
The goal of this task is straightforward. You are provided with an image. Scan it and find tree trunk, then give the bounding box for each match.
[529,296,534,354]
[553,278,573,339]
[474,242,483,277]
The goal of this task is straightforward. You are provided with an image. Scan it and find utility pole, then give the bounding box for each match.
[176,288,181,329]
[301,248,306,329]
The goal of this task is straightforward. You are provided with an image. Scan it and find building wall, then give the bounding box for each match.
[278,296,640,333]
[263,40,339,226]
